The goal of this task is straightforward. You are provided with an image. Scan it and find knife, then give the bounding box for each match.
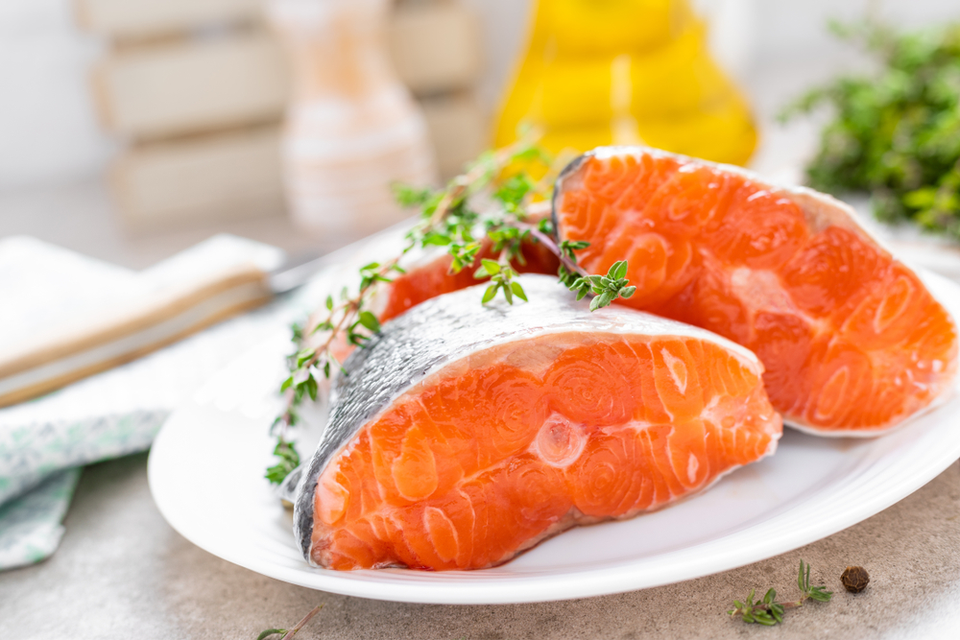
[0,251,337,408]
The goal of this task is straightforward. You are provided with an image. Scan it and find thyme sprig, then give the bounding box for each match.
[266,136,637,484]
[728,560,833,626]
[257,604,323,640]
[267,259,403,484]
[516,221,637,309]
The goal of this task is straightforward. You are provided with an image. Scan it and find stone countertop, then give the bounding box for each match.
[1,453,957,639]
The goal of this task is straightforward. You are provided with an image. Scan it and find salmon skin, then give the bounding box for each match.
[553,146,959,435]
[292,275,782,571]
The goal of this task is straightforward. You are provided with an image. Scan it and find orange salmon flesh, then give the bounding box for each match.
[378,238,558,324]
[310,332,781,571]
[555,149,958,433]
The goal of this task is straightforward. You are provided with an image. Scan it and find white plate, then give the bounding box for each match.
[148,271,960,605]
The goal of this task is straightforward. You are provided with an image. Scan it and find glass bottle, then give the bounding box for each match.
[493,0,757,166]
[267,0,437,239]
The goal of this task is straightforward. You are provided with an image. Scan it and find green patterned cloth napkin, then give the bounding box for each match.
[0,469,80,568]
[0,235,314,571]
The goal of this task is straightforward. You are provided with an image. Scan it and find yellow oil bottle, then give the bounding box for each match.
[493,0,757,166]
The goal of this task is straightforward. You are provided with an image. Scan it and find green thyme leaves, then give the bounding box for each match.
[797,559,834,603]
[728,560,834,626]
[730,588,785,626]
[265,134,636,484]
[782,20,960,237]
[264,438,300,485]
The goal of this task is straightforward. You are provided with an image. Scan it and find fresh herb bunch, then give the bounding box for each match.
[728,560,833,626]
[265,136,636,484]
[782,20,960,237]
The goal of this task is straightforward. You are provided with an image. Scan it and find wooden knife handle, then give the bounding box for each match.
[0,262,272,408]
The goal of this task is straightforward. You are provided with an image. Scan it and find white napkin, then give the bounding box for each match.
[0,235,315,570]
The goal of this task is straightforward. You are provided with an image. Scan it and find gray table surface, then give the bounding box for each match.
[1,453,958,640]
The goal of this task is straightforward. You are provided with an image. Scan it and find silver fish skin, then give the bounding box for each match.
[291,274,762,563]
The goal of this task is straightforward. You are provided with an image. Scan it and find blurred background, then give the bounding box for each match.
[0,0,958,268]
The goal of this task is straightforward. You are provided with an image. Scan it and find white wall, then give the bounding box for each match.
[0,0,957,190]
[0,0,115,190]
[755,0,960,61]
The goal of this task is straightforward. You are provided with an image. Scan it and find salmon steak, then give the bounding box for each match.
[376,234,558,324]
[553,147,959,435]
[292,275,782,571]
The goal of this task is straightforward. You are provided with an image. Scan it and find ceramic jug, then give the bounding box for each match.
[267,0,437,239]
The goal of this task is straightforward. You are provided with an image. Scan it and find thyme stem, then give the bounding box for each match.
[515,221,588,278]
[426,135,539,228]
[313,258,401,358]
[265,137,637,485]
[281,604,323,640]
[728,560,833,626]
[257,604,323,640]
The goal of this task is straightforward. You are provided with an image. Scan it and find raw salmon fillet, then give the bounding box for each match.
[293,275,781,571]
[553,147,959,434]
[377,236,558,323]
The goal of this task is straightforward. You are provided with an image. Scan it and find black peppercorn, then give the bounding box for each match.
[841,566,870,593]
